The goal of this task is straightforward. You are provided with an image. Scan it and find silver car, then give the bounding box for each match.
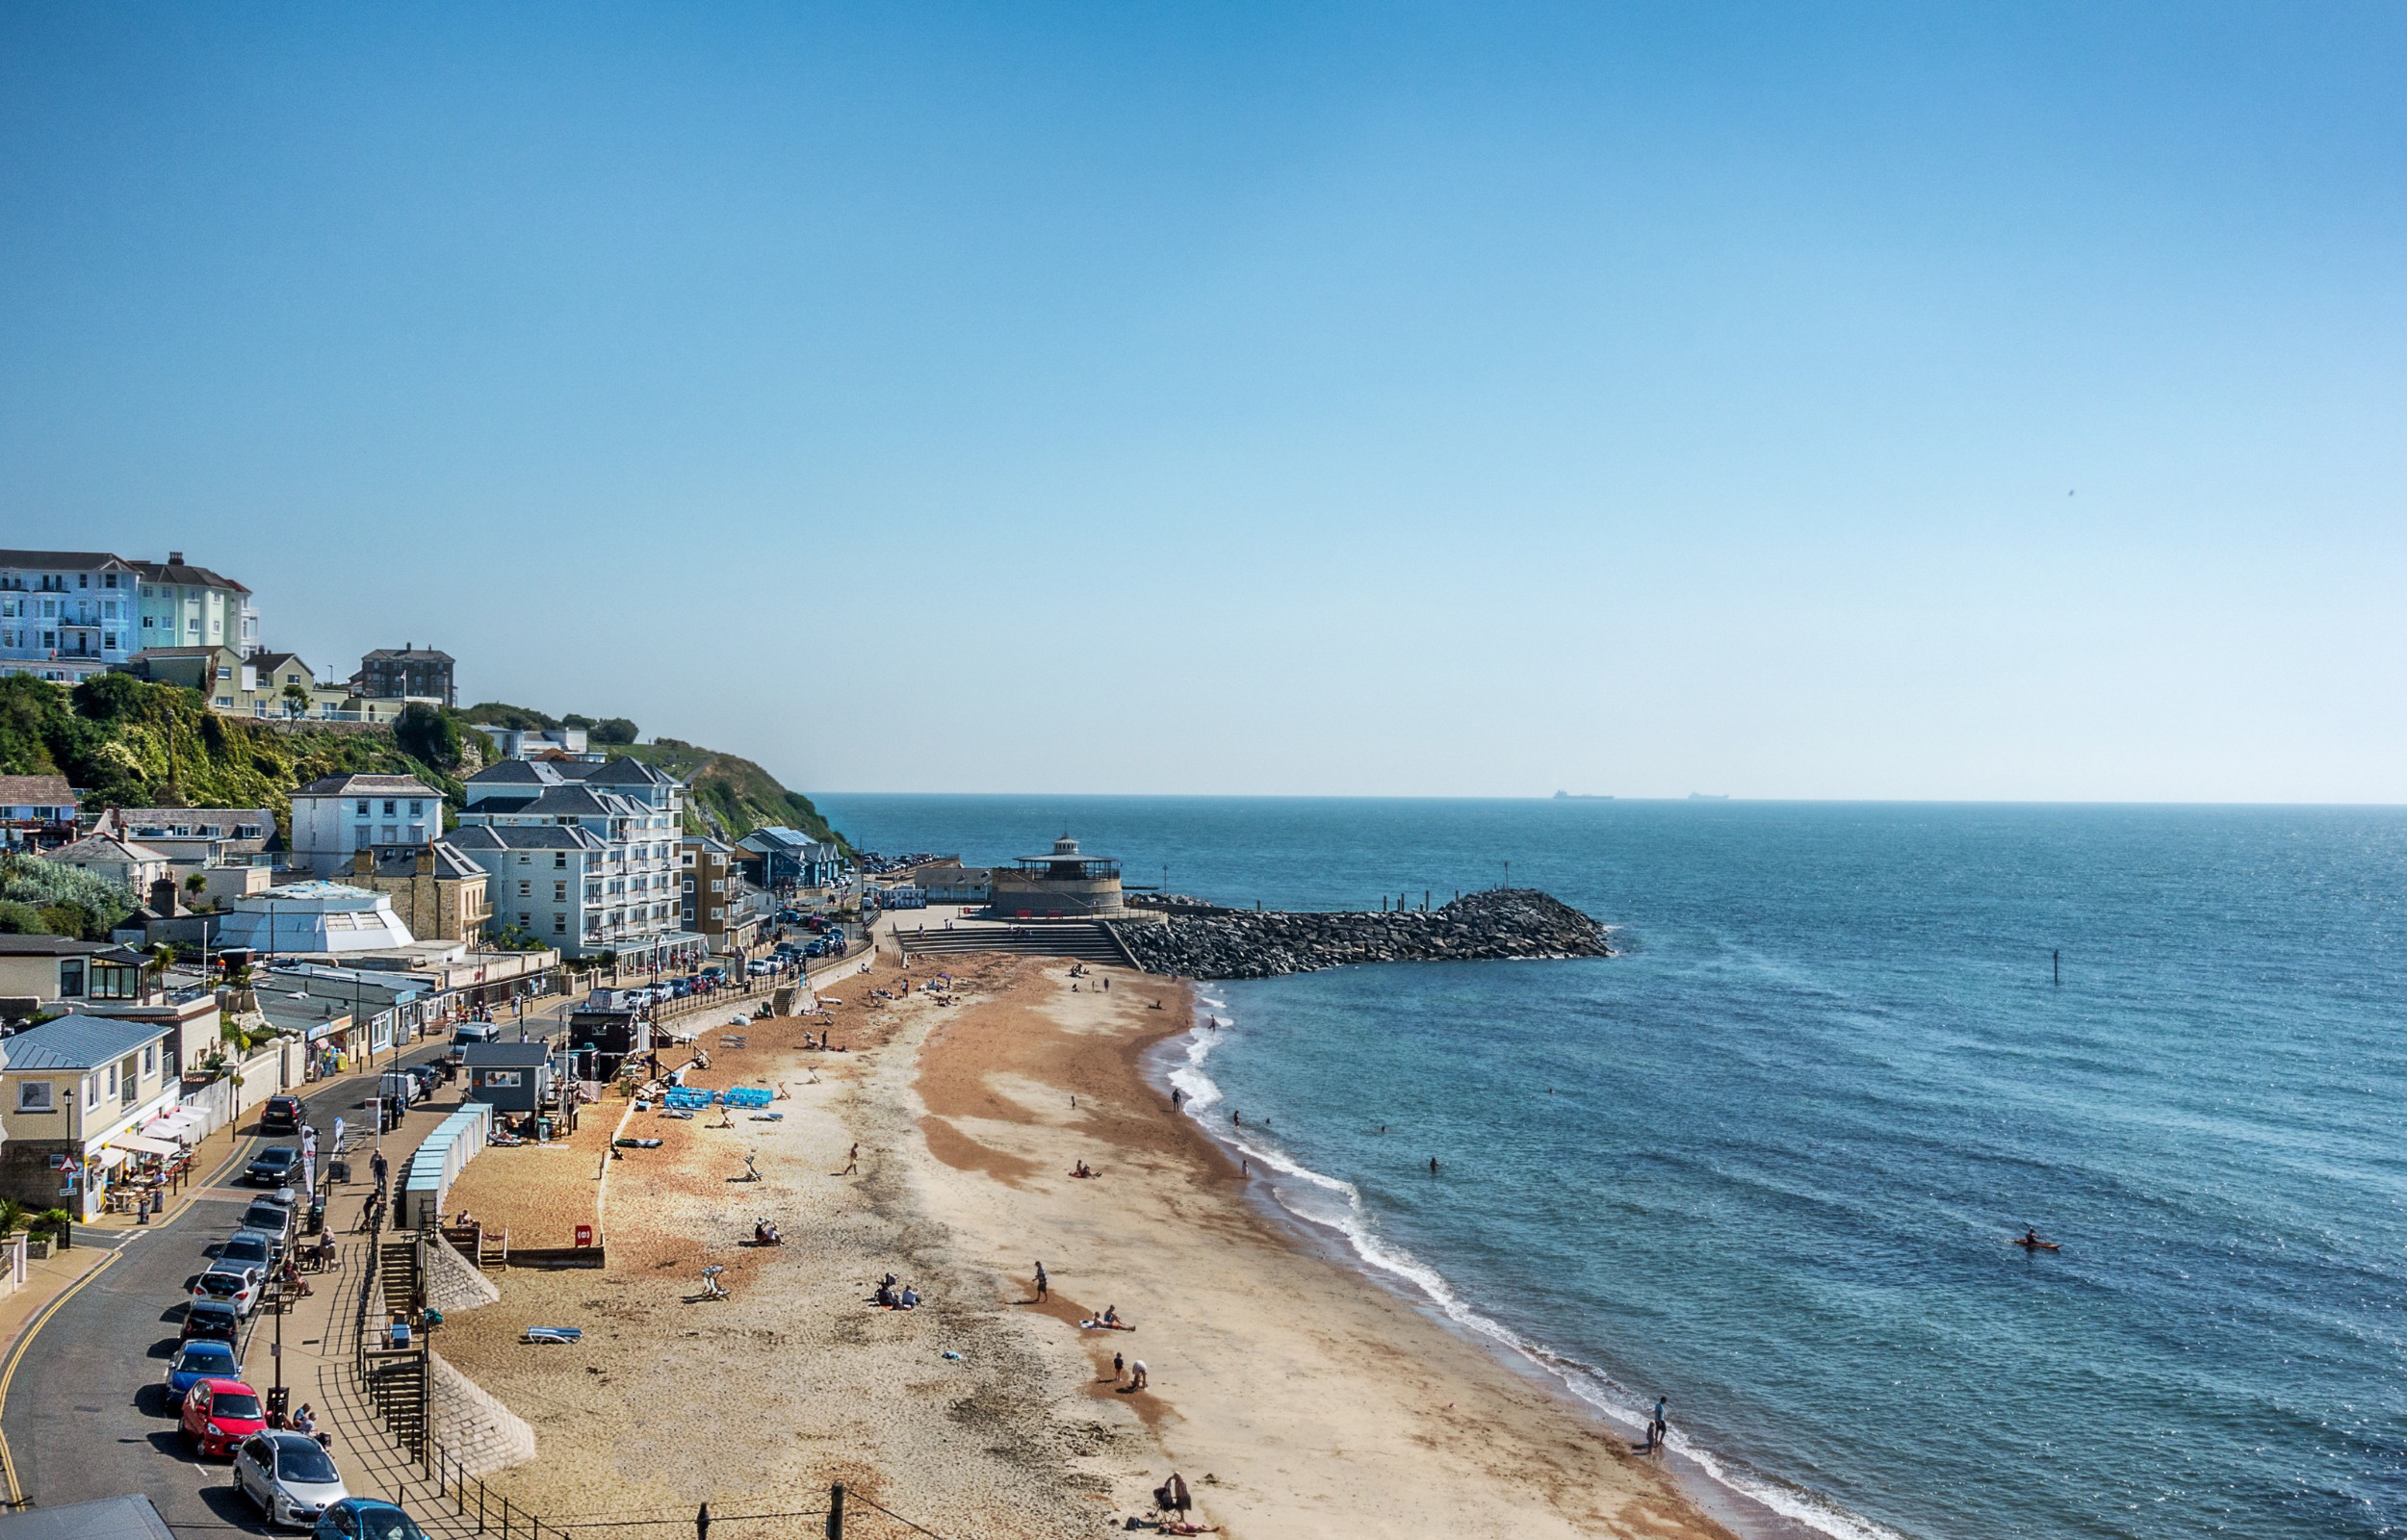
[233,1430,348,1529]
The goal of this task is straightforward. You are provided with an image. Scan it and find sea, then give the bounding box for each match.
[816,795,2407,1540]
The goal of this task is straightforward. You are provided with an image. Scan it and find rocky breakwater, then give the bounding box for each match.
[1110,887,1611,980]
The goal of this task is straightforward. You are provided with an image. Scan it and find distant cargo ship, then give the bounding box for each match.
[1552,791,1614,800]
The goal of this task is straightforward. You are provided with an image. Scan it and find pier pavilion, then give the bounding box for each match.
[987,835,1126,919]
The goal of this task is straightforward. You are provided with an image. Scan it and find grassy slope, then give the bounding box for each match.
[614,741,848,852]
[0,674,463,834]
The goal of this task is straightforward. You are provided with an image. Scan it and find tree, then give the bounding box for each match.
[590,718,638,745]
[281,681,310,721]
[394,703,464,771]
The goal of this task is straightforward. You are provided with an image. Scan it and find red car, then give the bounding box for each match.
[181,1377,268,1458]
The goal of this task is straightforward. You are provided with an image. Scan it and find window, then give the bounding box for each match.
[682,879,694,894]
[216,666,230,680]
[103,632,116,650]
[382,801,397,816]
[553,913,566,935]
[85,1075,99,1109]
[554,853,567,869]
[16,1081,53,1112]
[356,801,371,815]
[518,881,531,897]
[482,1070,522,1089]
[118,1055,139,1106]
[711,906,724,920]
[142,1045,155,1076]
[710,880,724,893]
[518,911,531,928]
[58,960,84,997]
[554,882,566,901]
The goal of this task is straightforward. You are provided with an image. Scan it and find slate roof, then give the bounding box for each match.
[361,646,455,664]
[0,936,115,958]
[558,757,678,788]
[295,773,442,798]
[465,760,562,786]
[443,824,605,853]
[0,1013,173,1071]
[129,556,249,593]
[0,1493,176,1540]
[0,775,76,808]
[462,1041,553,1067]
[0,551,134,572]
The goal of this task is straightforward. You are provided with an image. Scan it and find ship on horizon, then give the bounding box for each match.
[1552,790,1614,800]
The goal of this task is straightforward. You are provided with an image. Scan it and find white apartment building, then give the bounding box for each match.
[0,551,143,683]
[451,757,700,968]
[0,549,258,684]
[289,773,445,876]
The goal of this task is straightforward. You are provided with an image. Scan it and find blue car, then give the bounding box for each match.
[316,1500,429,1540]
[165,1339,242,1399]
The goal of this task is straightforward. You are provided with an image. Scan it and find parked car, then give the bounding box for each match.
[166,1339,243,1399]
[259,1096,304,1134]
[234,1430,349,1529]
[181,1377,267,1458]
[217,1232,275,1272]
[191,1265,264,1317]
[317,1499,431,1540]
[246,1145,302,1187]
[240,1202,294,1257]
[747,960,774,976]
[181,1298,244,1346]
[452,1022,502,1046]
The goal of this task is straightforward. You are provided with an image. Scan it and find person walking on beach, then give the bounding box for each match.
[1034,1262,1049,1302]
[842,1142,860,1176]
[1648,1396,1669,1451]
[1113,1350,1126,1384]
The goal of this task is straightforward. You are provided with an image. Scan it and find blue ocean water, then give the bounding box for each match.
[819,795,2407,1540]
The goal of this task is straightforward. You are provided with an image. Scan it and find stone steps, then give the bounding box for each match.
[893,922,1133,964]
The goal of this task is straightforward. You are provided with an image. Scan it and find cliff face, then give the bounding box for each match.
[1110,888,1612,979]
[0,673,464,834]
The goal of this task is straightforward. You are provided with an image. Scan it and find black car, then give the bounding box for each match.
[259,1096,303,1134]
[246,1145,302,1187]
[182,1297,243,1345]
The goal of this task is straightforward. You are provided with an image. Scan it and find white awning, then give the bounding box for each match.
[113,1134,183,1158]
[144,1111,203,1141]
[90,1146,130,1170]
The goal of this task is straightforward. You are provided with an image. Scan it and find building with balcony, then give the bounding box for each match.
[0,774,81,851]
[133,552,256,657]
[43,831,171,895]
[680,834,767,955]
[0,550,144,683]
[737,826,849,892]
[453,757,697,968]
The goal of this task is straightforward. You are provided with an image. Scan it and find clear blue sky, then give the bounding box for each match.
[4,3,2401,800]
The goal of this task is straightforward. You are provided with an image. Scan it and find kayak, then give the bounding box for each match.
[2011,1238,2061,1250]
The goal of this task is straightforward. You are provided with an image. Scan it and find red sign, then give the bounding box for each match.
[574,1224,593,1247]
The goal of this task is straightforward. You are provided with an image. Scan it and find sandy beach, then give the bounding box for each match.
[438,939,1736,1539]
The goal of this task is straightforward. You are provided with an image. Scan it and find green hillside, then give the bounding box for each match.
[459,702,845,851]
[0,673,465,829]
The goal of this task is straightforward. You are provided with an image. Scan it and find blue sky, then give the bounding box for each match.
[4,3,2401,799]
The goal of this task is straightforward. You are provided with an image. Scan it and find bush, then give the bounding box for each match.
[0,1199,23,1236]
[35,1208,72,1238]
[394,703,464,771]
[589,718,638,745]
[0,855,134,936]
[0,900,44,935]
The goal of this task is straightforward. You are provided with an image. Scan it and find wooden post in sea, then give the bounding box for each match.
[826,1482,845,1539]
[2053,950,2060,987]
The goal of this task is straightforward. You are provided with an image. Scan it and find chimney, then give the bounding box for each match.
[168,552,185,565]
[151,875,179,914]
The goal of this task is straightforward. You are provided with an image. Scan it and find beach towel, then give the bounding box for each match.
[522,1326,583,1345]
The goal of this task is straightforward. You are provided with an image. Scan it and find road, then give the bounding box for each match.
[1,1045,449,1528]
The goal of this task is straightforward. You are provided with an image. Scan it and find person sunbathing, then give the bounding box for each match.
[754,1219,783,1245]
[1070,1160,1101,1178]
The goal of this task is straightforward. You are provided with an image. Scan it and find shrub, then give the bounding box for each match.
[589,717,638,745]
[395,703,465,771]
